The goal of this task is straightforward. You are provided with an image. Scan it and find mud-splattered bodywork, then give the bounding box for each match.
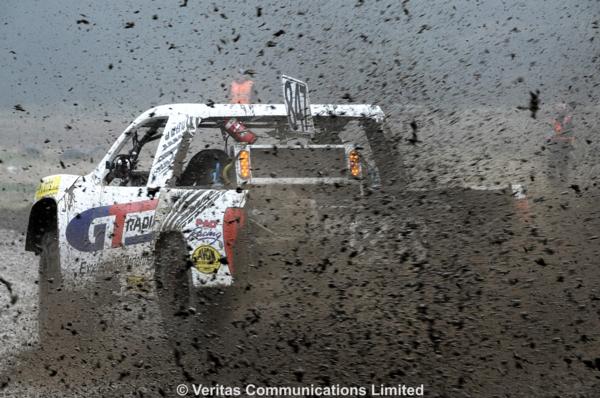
[156,188,246,287]
[25,103,386,290]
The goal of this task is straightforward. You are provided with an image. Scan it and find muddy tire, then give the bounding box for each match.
[154,232,192,344]
[38,230,63,346]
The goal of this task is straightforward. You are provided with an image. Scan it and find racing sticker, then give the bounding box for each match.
[187,227,222,247]
[66,199,158,252]
[35,176,61,201]
[148,114,188,187]
[187,219,222,245]
[192,245,221,274]
[125,275,151,292]
[196,219,218,228]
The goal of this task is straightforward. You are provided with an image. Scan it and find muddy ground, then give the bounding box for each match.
[0,182,599,397]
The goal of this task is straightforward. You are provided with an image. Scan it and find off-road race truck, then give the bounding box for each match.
[25,99,394,342]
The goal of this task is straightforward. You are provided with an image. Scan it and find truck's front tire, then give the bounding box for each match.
[38,230,63,346]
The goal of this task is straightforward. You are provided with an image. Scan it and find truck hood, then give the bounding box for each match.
[34,174,82,203]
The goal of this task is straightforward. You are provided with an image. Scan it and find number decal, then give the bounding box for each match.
[284,80,297,129]
[282,75,314,135]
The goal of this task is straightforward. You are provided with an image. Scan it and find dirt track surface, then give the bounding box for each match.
[0,184,599,397]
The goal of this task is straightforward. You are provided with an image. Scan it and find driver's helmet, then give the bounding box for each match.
[114,155,133,179]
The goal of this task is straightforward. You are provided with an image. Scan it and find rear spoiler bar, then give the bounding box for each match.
[134,104,385,125]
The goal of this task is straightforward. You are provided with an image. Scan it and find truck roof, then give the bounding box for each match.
[134,103,385,126]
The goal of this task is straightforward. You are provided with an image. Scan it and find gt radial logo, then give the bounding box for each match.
[66,199,158,252]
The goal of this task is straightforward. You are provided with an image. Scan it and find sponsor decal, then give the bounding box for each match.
[187,227,222,246]
[126,275,151,292]
[150,117,188,180]
[66,199,157,252]
[192,245,221,274]
[195,219,218,228]
[35,176,61,201]
[125,214,154,233]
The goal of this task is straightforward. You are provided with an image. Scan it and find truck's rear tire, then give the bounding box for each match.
[154,232,192,344]
[38,230,63,346]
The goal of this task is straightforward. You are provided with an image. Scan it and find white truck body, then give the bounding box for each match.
[26,103,386,290]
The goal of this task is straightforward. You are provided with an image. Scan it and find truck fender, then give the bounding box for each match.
[26,198,58,254]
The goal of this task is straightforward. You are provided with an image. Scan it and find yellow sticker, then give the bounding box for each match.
[126,275,145,286]
[192,245,222,274]
[126,275,150,292]
[35,176,61,201]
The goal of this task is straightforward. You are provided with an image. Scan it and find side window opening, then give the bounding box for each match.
[176,123,233,188]
[105,118,167,187]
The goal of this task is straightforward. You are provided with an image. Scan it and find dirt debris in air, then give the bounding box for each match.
[1,0,600,397]
[0,186,599,396]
